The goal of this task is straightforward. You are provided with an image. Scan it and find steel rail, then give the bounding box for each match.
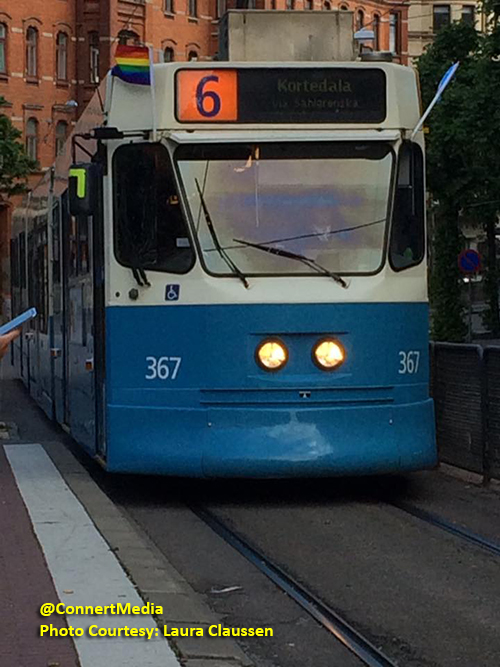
[392,502,500,558]
[194,506,398,667]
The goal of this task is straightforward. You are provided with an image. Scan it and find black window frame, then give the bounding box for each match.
[112,143,196,276]
[433,5,451,32]
[389,142,426,272]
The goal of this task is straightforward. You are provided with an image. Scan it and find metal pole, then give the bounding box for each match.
[468,278,472,343]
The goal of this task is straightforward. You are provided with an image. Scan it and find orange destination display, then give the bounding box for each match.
[175,67,386,124]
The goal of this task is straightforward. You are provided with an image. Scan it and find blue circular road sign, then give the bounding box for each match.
[458,249,481,274]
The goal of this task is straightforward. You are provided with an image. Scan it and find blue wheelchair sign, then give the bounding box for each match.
[165,284,180,301]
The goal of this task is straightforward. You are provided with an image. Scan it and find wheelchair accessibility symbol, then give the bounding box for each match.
[165,284,180,302]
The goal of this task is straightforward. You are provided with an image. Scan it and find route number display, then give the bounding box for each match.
[176,70,238,122]
[175,68,386,124]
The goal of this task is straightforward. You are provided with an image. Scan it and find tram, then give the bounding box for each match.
[10,56,437,476]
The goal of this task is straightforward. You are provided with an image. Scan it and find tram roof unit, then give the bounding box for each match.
[106,61,421,136]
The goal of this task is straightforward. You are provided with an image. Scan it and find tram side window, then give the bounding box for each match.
[10,238,18,316]
[53,202,61,285]
[35,224,48,333]
[78,215,89,275]
[113,144,195,274]
[19,232,26,290]
[69,215,78,278]
[28,233,35,329]
[389,143,425,270]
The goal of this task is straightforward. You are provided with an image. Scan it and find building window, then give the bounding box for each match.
[0,24,7,74]
[339,3,349,9]
[118,30,140,46]
[324,1,332,8]
[56,32,68,81]
[271,0,276,7]
[89,32,100,83]
[165,0,175,12]
[286,0,295,7]
[356,10,364,30]
[389,13,400,53]
[461,5,474,24]
[188,50,198,60]
[164,46,174,62]
[55,121,67,157]
[373,14,380,50]
[188,0,197,17]
[26,117,38,161]
[305,0,313,8]
[433,5,451,32]
[26,27,38,78]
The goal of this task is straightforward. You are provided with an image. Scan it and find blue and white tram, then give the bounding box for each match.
[11,61,437,476]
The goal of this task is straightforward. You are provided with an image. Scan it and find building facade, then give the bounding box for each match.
[408,0,485,62]
[0,0,409,315]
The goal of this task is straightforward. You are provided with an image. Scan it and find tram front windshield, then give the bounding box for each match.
[176,142,393,276]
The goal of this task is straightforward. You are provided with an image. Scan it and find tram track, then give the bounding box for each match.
[193,505,398,667]
[389,501,500,558]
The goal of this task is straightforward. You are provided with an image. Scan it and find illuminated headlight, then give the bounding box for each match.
[256,339,288,371]
[313,339,345,370]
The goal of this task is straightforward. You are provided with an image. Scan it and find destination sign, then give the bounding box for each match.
[176,68,386,124]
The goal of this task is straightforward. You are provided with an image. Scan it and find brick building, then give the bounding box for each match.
[0,0,409,315]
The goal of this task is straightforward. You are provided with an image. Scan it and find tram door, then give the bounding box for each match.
[52,198,66,424]
[63,200,97,452]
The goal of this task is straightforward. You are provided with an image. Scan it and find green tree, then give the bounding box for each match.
[417,20,500,339]
[0,96,37,198]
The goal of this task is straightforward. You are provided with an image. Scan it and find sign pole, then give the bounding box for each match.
[468,278,472,343]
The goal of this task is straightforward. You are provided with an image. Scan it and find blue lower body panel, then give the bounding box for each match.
[104,301,436,477]
[106,399,436,477]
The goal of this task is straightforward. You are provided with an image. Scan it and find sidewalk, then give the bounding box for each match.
[0,445,79,667]
[0,370,253,667]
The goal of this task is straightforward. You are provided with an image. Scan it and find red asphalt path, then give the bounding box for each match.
[0,445,79,667]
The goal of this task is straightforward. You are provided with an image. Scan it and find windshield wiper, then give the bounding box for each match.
[131,266,151,287]
[233,238,348,288]
[195,179,249,289]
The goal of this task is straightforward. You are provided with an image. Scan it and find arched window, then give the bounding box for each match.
[304,0,313,8]
[118,30,140,46]
[164,46,174,62]
[0,24,7,74]
[26,118,38,161]
[339,3,349,8]
[324,2,332,9]
[55,121,67,157]
[26,27,38,78]
[356,10,364,30]
[373,14,380,50]
[188,50,198,61]
[286,0,295,8]
[89,31,100,83]
[188,0,198,17]
[56,32,68,81]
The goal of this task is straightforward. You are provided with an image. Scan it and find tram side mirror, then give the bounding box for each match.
[69,163,98,216]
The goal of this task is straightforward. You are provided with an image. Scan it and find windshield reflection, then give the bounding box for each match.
[176,142,393,276]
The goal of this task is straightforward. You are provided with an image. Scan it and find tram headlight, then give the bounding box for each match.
[256,339,288,371]
[313,339,345,370]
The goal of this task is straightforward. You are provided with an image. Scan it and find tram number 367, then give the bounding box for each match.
[146,356,182,380]
[398,351,420,375]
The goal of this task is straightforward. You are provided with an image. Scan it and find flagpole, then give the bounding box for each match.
[410,62,459,141]
[149,46,157,142]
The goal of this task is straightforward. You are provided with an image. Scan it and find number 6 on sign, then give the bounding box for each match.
[176,69,238,122]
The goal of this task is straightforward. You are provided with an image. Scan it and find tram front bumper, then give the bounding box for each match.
[105,398,436,477]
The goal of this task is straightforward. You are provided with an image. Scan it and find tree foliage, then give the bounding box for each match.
[417,19,500,339]
[0,96,37,199]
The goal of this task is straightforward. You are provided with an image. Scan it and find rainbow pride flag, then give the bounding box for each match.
[111,45,151,85]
